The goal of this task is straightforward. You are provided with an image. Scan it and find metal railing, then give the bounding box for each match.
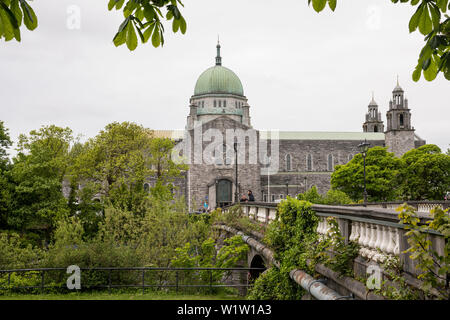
[0,267,265,294]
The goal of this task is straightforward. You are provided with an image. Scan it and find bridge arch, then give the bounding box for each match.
[249,254,266,280]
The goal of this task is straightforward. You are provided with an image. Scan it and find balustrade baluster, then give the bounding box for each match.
[385,227,396,255]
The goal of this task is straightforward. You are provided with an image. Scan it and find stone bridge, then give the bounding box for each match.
[216,201,447,300]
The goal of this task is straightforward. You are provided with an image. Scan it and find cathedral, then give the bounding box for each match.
[153,43,426,211]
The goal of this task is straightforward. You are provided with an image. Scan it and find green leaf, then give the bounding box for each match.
[312,0,327,12]
[429,5,441,30]
[436,0,448,12]
[409,5,422,33]
[107,0,116,11]
[143,23,155,43]
[172,18,180,33]
[179,16,186,34]
[422,57,431,70]
[11,0,22,27]
[113,31,126,47]
[0,7,15,41]
[423,57,438,81]
[418,4,433,35]
[19,0,38,31]
[328,0,337,11]
[135,25,145,44]
[126,21,138,51]
[152,26,161,47]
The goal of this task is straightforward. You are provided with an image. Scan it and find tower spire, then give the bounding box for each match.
[215,37,222,66]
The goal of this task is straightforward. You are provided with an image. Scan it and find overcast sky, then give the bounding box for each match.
[0,0,448,155]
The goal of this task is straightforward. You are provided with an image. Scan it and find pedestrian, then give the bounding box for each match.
[240,194,248,202]
[248,190,255,202]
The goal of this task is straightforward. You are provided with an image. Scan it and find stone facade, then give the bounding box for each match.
[160,46,426,211]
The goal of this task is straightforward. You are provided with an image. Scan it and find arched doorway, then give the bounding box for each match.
[249,255,266,281]
[216,179,232,208]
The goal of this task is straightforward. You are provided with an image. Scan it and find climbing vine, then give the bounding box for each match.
[248,197,360,299]
[397,204,449,299]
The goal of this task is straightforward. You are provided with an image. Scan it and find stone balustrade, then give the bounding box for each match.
[224,201,446,280]
[344,200,449,213]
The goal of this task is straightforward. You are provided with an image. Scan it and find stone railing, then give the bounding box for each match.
[225,202,445,282]
[344,200,449,213]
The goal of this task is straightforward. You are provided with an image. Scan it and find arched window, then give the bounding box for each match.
[286,154,292,171]
[235,101,237,108]
[271,194,275,202]
[202,101,204,108]
[218,100,222,108]
[214,100,217,108]
[307,154,312,171]
[223,100,226,107]
[327,154,333,171]
[374,125,378,132]
[399,114,404,126]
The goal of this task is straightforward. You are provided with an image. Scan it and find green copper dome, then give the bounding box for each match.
[193,42,244,96]
[194,65,244,96]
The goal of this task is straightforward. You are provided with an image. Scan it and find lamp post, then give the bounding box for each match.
[358,139,370,205]
[234,142,239,203]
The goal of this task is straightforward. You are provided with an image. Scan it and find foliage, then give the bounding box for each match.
[70,122,153,215]
[147,137,188,201]
[0,0,37,42]
[309,0,450,81]
[399,144,450,200]
[377,255,421,300]
[296,186,353,205]
[321,189,353,205]
[0,232,43,269]
[247,267,304,300]
[0,0,186,50]
[7,125,73,238]
[397,204,449,299]
[320,217,360,276]
[296,185,323,204]
[248,198,318,299]
[0,120,11,169]
[109,0,187,50]
[171,235,248,287]
[331,146,402,202]
[212,205,266,236]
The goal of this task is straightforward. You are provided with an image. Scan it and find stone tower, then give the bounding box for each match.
[384,78,415,157]
[363,93,384,132]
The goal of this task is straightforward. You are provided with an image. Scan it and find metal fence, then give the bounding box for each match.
[0,267,265,294]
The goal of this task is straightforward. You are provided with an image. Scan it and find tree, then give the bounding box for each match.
[309,0,450,81]
[148,137,188,200]
[0,120,12,169]
[331,146,402,202]
[8,125,73,239]
[70,122,154,214]
[0,121,13,229]
[399,144,450,200]
[0,0,186,50]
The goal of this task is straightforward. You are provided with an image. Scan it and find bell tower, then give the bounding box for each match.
[363,92,384,132]
[385,77,415,157]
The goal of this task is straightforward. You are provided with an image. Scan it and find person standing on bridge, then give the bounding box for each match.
[248,190,255,202]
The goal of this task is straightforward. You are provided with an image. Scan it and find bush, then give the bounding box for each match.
[0,232,43,269]
[247,267,304,300]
